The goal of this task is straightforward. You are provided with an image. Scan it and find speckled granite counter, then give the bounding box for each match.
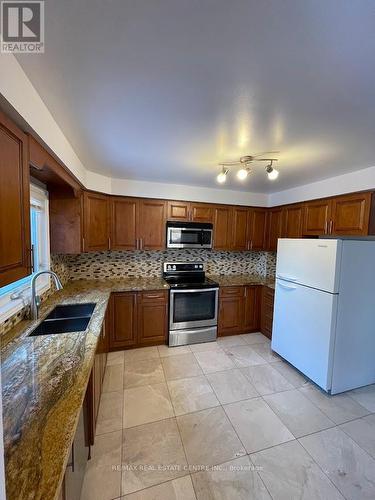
[1,277,168,500]
[208,274,275,289]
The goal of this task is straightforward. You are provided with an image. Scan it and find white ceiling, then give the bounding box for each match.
[16,0,375,193]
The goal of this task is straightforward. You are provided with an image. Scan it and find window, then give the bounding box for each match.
[0,184,50,321]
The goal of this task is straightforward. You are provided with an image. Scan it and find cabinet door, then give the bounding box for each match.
[260,286,275,339]
[138,199,166,250]
[167,200,191,221]
[0,111,31,287]
[111,197,137,249]
[231,207,248,251]
[303,199,331,236]
[243,286,260,332]
[331,193,371,235]
[213,206,232,250]
[138,291,168,346]
[110,293,138,349]
[266,208,283,251]
[248,209,267,250]
[191,203,214,222]
[218,287,244,336]
[282,204,303,238]
[83,192,110,252]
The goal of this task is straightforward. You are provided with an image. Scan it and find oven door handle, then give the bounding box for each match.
[170,288,219,294]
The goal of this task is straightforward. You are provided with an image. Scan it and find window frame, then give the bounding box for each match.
[0,184,51,324]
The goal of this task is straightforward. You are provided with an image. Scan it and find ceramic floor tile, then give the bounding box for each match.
[177,406,246,468]
[121,476,196,499]
[223,345,266,368]
[206,368,258,404]
[189,342,222,353]
[270,360,308,388]
[300,427,375,500]
[340,414,375,459]
[167,375,219,416]
[224,398,294,453]
[96,390,123,435]
[241,363,294,396]
[81,430,122,500]
[124,358,165,388]
[264,389,335,438]
[250,342,280,362]
[299,383,369,424]
[162,354,203,380]
[348,384,375,412]
[217,335,247,347]
[191,456,271,500]
[124,346,160,362]
[158,344,192,357]
[251,440,344,500]
[193,350,236,374]
[103,364,124,392]
[240,333,270,345]
[122,418,188,495]
[123,383,174,428]
[107,350,125,366]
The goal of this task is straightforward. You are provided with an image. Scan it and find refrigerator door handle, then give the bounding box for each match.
[276,274,298,282]
[277,282,297,291]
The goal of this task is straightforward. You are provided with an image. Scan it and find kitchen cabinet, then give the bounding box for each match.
[137,291,168,346]
[109,289,168,350]
[231,207,249,251]
[330,192,371,236]
[282,204,303,238]
[213,205,233,250]
[0,110,31,287]
[260,286,275,339]
[266,208,283,251]
[111,197,137,250]
[137,199,166,250]
[218,286,244,335]
[303,199,331,236]
[243,285,260,331]
[167,201,213,222]
[248,209,267,251]
[82,191,110,252]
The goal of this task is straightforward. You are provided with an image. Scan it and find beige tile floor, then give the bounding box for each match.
[81,332,375,500]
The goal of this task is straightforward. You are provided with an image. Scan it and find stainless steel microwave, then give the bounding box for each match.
[166,221,213,249]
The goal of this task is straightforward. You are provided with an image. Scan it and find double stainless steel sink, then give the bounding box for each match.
[29,303,96,336]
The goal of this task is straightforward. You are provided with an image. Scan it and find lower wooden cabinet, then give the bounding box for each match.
[260,286,275,339]
[109,290,168,350]
[218,285,260,336]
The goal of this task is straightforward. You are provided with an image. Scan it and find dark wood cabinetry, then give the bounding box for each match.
[83,192,110,252]
[213,206,233,250]
[303,199,331,236]
[231,207,249,251]
[260,286,275,339]
[219,285,260,336]
[266,208,283,251]
[167,200,213,222]
[331,193,371,236]
[109,290,168,350]
[243,286,260,331]
[0,110,31,287]
[191,203,213,222]
[282,204,303,238]
[137,199,166,250]
[248,209,267,251]
[111,197,137,250]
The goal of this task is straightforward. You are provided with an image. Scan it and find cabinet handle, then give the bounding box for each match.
[324,220,328,234]
[329,220,333,234]
[82,237,85,252]
[136,238,139,250]
[108,237,111,250]
[139,238,143,250]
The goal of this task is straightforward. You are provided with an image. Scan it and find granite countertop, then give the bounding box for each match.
[1,277,169,500]
[208,274,275,289]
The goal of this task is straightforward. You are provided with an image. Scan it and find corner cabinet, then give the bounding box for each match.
[260,286,275,339]
[0,110,31,287]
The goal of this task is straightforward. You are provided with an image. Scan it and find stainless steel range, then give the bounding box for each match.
[163,262,219,346]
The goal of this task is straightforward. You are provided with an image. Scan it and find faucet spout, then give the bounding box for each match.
[30,271,63,320]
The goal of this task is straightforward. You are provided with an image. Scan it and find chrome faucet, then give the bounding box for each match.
[30,271,63,320]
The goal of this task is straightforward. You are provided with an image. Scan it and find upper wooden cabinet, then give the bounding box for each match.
[137,199,166,250]
[282,204,303,238]
[266,208,283,251]
[111,197,137,250]
[82,192,110,252]
[303,199,331,236]
[231,207,248,251]
[0,111,31,287]
[331,193,371,236]
[167,200,213,222]
[213,205,233,250]
[248,209,267,251]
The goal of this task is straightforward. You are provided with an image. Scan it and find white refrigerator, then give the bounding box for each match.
[272,238,375,394]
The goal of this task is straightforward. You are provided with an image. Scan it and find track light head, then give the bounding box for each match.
[265,161,279,180]
[217,167,229,183]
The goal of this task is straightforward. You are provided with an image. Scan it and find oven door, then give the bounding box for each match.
[167,227,212,248]
[169,288,219,330]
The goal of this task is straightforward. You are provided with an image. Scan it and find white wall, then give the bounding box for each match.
[269,165,375,206]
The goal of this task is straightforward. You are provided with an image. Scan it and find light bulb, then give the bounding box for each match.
[217,171,227,183]
[267,168,279,180]
[237,168,248,180]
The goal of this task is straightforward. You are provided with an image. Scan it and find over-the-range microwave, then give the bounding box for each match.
[166,221,213,249]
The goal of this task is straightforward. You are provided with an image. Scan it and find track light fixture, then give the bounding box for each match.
[216,166,229,183]
[265,160,279,180]
[216,153,279,183]
[236,167,251,180]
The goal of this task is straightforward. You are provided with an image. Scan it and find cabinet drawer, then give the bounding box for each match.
[140,290,168,302]
[220,286,244,297]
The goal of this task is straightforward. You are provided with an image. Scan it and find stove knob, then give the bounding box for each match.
[194,265,198,268]
[172,265,176,270]
[199,264,203,269]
